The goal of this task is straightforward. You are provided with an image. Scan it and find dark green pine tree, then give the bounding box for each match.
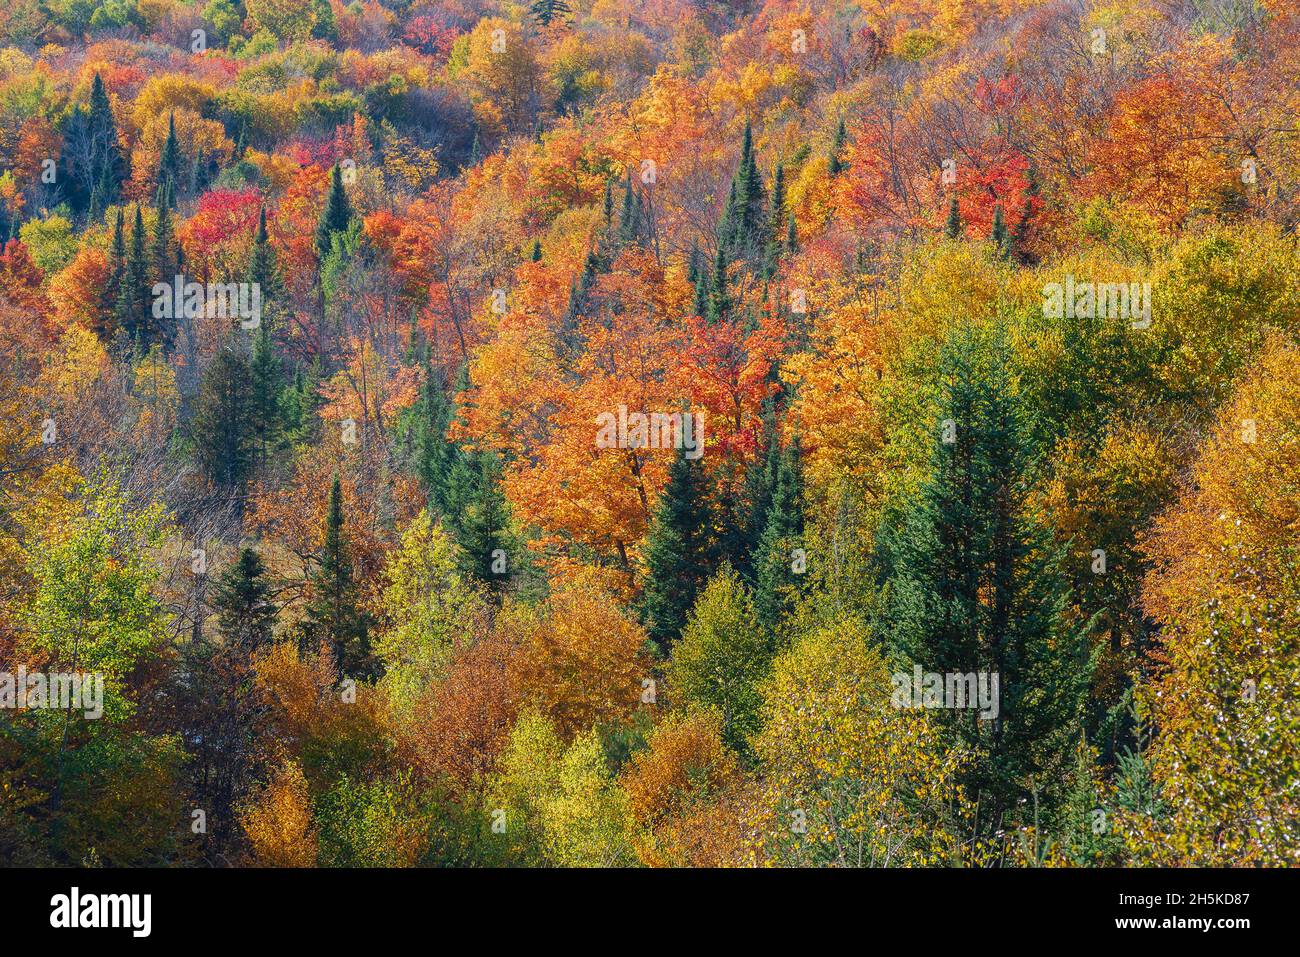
[686,241,709,318]
[280,362,323,446]
[103,207,127,337]
[182,544,277,855]
[641,446,716,652]
[157,113,182,207]
[769,163,787,229]
[561,246,605,351]
[304,475,374,679]
[827,117,848,177]
[311,0,338,40]
[944,196,962,240]
[530,238,543,262]
[618,174,642,246]
[530,0,572,26]
[315,164,354,258]
[876,327,1093,832]
[602,178,615,227]
[152,187,177,278]
[729,121,768,261]
[443,451,512,593]
[1009,168,1040,264]
[246,207,283,304]
[213,547,278,650]
[84,73,126,218]
[764,163,786,278]
[191,345,255,490]
[705,240,731,325]
[151,190,179,351]
[747,400,781,540]
[785,212,798,256]
[411,362,460,514]
[990,203,1009,259]
[692,269,709,320]
[249,323,284,469]
[753,437,804,632]
[116,205,151,348]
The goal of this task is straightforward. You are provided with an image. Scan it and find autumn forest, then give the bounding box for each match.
[0,0,1297,870]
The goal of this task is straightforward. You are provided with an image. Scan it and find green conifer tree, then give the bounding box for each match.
[158,113,181,206]
[213,548,278,649]
[944,196,962,240]
[303,475,374,679]
[191,345,255,490]
[315,164,354,258]
[827,117,847,177]
[876,327,1093,831]
[641,446,716,652]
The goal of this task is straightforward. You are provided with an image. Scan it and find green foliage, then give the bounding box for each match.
[877,326,1094,831]
[191,345,255,489]
[666,567,770,757]
[530,0,572,27]
[641,447,715,651]
[488,713,636,866]
[302,475,374,680]
[315,164,355,259]
[376,510,484,714]
[18,214,77,276]
[213,548,278,649]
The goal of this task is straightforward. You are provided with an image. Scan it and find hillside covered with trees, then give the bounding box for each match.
[1,0,1297,868]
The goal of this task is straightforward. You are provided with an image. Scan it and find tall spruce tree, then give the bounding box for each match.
[104,207,126,336]
[152,190,178,280]
[753,438,804,632]
[304,475,373,678]
[411,361,460,513]
[157,113,181,206]
[876,327,1093,831]
[735,401,782,578]
[765,163,786,278]
[315,164,354,258]
[151,189,179,352]
[827,117,848,177]
[247,207,283,304]
[728,121,767,262]
[618,174,642,246]
[706,240,731,325]
[116,205,151,348]
[642,446,716,651]
[991,203,1009,259]
[248,323,284,469]
[77,73,126,219]
[191,345,255,490]
[442,451,512,593]
[213,548,278,649]
[944,197,962,240]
